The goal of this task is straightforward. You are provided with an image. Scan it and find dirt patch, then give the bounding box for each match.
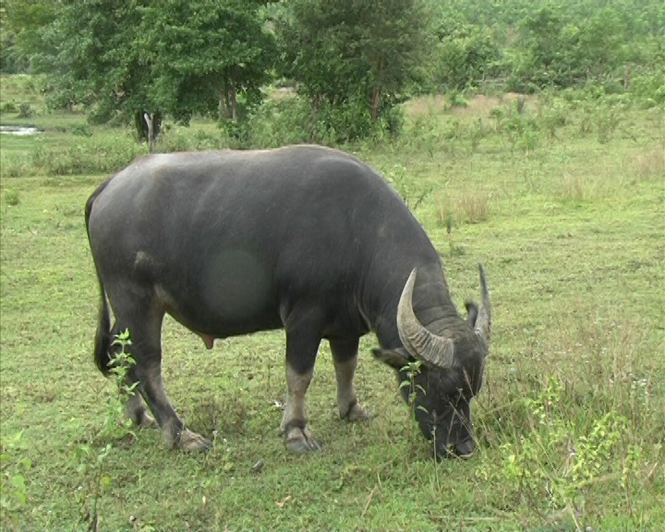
[404,94,449,118]
[450,93,539,118]
[406,93,539,119]
[269,87,297,101]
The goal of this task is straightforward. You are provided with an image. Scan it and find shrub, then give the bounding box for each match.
[631,72,665,106]
[17,103,34,118]
[436,191,490,226]
[1,101,17,113]
[245,98,315,148]
[18,133,147,176]
[633,148,665,180]
[3,189,20,206]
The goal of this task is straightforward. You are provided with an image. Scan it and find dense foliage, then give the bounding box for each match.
[2,0,664,140]
[274,0,430,141]
[3,0,275,142]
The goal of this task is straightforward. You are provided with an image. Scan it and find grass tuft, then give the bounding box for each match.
[633,146,665,180]
[436,191,490,226]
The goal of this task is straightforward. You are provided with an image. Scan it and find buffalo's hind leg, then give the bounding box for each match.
[125,390,157,429]
[108,324,157,429]
[110,294,211,452]
[330,337,371,422]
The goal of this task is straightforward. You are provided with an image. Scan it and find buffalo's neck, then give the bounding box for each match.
[364,261,462,350]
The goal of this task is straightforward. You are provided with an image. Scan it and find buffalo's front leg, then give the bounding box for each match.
[330,337,371,421]
[280,327,322,453]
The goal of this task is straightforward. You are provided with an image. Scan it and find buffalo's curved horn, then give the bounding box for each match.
[396,269,455,369]
[474,264,492,346]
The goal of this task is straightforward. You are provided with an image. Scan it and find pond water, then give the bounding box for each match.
[0,125,42,136]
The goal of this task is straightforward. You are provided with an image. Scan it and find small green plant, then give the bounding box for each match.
[448,90,469,108]
[504,111,540,152]
[3,189,20,206]
[486,376,631,513]
[71,124,93,137]
[596,107,621,144]
[399,360,427,422]
[0,432,31,527]
[385,164,430,209]
[104,329,139,440]
[1,100,17,113]
[514,96,526,115]
[76,330,137,530]
[539,101,568,139]
[470,117,486,151]
[17,103,34,119]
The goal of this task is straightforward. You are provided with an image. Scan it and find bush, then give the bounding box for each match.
[3,189,20,206]
[243,96,403,147]
[157,125,227,152]
[0,133,147,178]
[630,72,665,105]
[1,100,17,113]
[17,103,34,118]
[245,98,314,148]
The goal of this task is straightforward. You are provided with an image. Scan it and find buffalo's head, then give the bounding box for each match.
[373,265,491,459]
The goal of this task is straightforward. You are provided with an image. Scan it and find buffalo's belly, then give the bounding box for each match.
[168,303,284,340]
[155,274,283,340]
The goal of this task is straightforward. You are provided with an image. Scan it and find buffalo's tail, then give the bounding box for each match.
[85,179,113,376]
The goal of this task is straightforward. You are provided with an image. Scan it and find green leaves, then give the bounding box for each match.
[45,0,276,127]
[276,0,430,141]
[0,431,30,525]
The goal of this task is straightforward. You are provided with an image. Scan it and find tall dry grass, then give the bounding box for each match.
[633,146,665,180]
[436,191,491,226]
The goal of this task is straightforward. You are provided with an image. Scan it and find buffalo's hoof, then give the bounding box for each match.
[343,403,372,422]
[138,413,158,429]
[284,426,321,454]
[178,429,212,452]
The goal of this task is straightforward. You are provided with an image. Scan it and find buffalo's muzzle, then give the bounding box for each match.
[435,439,475,460]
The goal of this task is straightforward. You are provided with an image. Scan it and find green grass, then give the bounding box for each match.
[1,81,664,531]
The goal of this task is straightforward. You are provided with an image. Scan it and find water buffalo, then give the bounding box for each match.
[85,145,491,458]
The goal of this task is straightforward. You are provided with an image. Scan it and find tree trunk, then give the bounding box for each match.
[371,86,382,121]
[219,79,238,122]
[230,74,238,122]
[134,111,162,146]
[143,113,156,152]
[371,55,386,120]
[219,93,228,120]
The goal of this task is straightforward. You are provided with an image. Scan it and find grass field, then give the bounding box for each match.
[1,76,664,531]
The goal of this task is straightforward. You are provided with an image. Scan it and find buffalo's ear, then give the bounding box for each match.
[465,300,479,328]
[372,348,410,370]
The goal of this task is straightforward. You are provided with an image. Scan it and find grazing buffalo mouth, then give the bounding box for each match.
[434,439,475,461]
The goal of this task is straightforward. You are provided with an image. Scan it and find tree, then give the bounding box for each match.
[276,0,431,139]
[1,0,58,73]
[48,0,276,145]
[431,23,501,90]
[50,0,159,140]
[139,0,277,124]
